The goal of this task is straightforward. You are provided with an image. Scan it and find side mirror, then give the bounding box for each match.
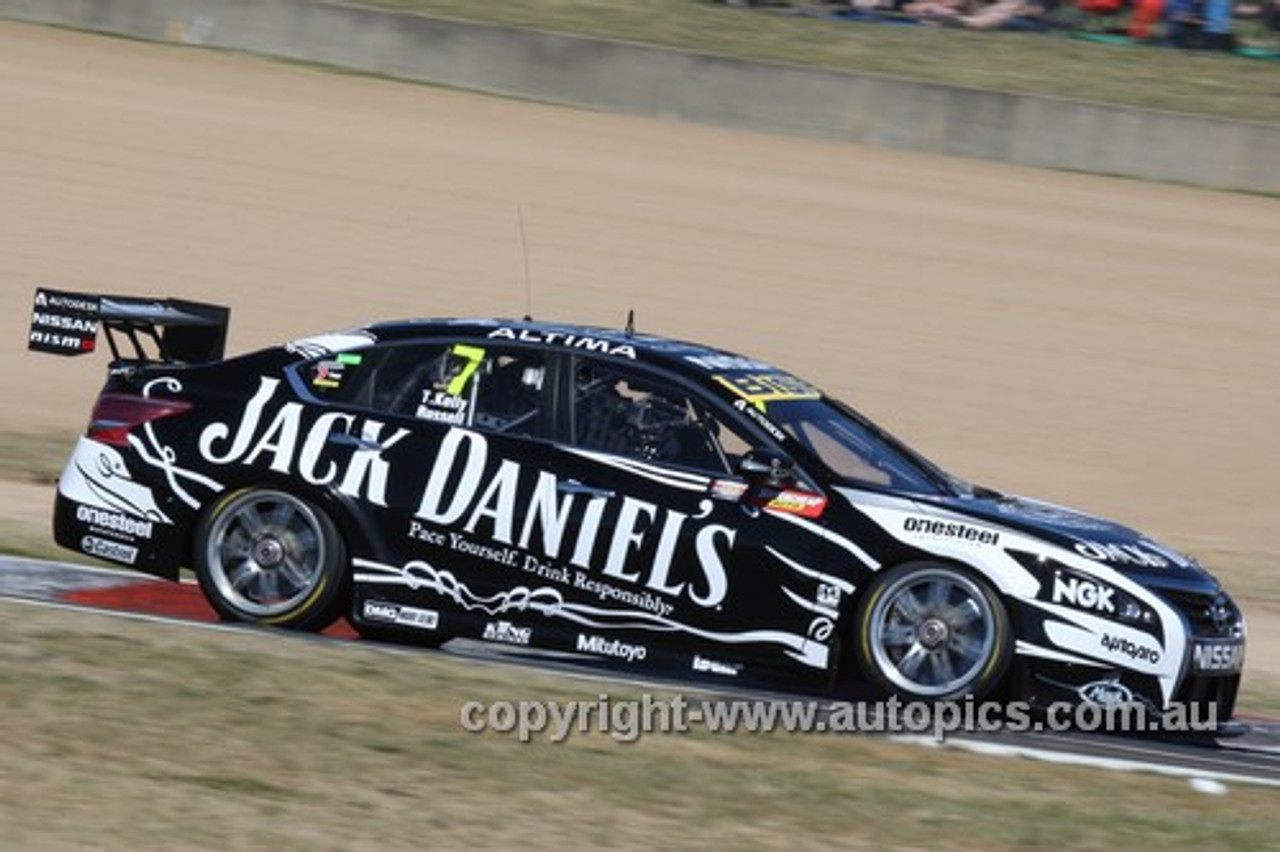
[739,448,795,487]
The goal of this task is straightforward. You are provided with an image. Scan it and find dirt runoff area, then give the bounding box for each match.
[0,21,1277,677]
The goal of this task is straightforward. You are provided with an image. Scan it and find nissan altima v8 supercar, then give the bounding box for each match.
[28,289,1246,721]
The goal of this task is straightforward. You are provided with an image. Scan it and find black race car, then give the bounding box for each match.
[28,289,1245,719]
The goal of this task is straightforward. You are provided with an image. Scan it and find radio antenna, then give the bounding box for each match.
[517,205,533,321]
[625,309,635,337]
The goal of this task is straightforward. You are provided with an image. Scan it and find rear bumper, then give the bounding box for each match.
[53,490,184,581]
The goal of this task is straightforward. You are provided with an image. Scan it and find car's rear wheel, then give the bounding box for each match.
[855,562,1011,701]
[194,488,348,631]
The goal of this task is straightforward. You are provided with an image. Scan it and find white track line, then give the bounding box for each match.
[892,734,1280,788]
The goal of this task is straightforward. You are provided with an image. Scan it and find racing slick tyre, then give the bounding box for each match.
[194,488,349,631]
[854,561,1012,702]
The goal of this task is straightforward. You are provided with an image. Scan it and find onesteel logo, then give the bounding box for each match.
[902,517,1000,545]
[76,505,155,539]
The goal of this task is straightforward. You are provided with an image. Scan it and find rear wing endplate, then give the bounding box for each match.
[28,288,230,363]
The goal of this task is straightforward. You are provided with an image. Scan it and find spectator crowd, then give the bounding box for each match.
[722,0,1279,47]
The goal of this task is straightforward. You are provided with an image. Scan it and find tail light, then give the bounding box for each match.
[87,393,192,447]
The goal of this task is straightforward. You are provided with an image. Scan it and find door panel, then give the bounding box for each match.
[346,340,556,643]
[528,355,844,678]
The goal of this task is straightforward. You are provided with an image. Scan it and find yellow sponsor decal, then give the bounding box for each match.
[763,490,828,519]
[446,344,486,395]
[713,372,820,408]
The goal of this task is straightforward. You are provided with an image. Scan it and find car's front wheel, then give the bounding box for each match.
[194,488,349,631]
[854,561,1012,701]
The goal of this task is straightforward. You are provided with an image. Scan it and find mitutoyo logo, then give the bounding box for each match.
[576,634,646,662]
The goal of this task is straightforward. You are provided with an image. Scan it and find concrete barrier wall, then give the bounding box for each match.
[3,0,1276,191]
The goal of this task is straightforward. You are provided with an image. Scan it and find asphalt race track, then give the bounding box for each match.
[2,555,1276,787]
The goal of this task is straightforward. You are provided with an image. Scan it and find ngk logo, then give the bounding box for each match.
[1052,572,1115,614]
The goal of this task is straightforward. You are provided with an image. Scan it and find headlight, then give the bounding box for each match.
[1115,596,1157,628]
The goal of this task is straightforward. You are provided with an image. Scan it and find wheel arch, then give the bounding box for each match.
[187,475,373,631]
[184,472,379,571]
[841,555,1018,701]
[848,549,1030,635]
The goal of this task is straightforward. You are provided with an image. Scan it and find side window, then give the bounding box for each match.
[390,343,484,426]
[571,359,749,474]
[304,342,546,438]
[470,349,547,436]
[304,350,378,406]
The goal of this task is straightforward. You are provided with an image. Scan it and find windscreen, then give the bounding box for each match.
[769,398,945,493]
[710,369,946,493]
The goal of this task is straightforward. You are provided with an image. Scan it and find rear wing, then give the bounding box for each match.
[28,288,230,364]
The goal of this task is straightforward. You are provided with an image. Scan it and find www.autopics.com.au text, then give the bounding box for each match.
[458,694,1220,744]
